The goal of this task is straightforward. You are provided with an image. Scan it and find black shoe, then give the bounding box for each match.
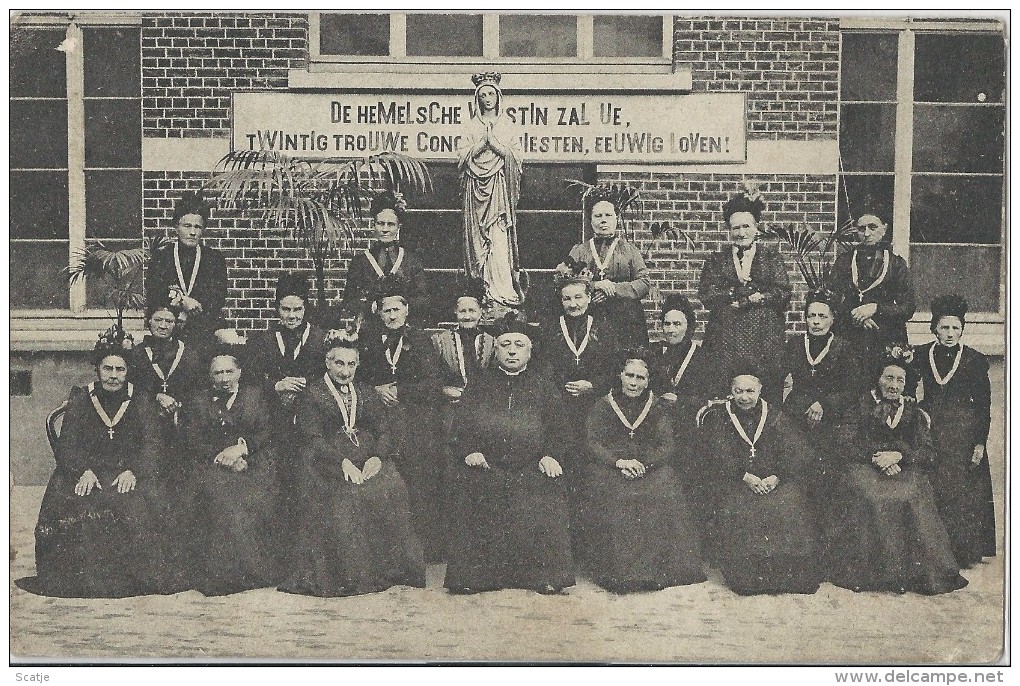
[536,584,564,595]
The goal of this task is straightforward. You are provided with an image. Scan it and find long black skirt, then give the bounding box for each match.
[712,481,822,595]
[581,464,706,592]
[825,464,968,595]
[445,461,575,593]
[190,458,280,595]
[388,403,445,563]
[29,470,182,597]
[279,462,426,597]
[927,403,997,567]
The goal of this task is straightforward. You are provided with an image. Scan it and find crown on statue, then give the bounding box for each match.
[471,72,502,88]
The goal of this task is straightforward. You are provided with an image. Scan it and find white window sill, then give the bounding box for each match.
[289,68,693,92]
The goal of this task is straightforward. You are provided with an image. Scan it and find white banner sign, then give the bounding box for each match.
[232,92,747,164]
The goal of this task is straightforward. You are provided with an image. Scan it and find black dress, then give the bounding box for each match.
[825,392,968,594]
[446,366,575,593]
[245,321,328,553]
[279,378,426,597]
[697,244,791,403]
[699,400,822,595]
[913,342,996,567]
[147,242,228,354]
[29,383,183,597]
[828,246,915,367]
[183,384,281,595]
[582,392,707,592]
[357,325,444,561]
[779,332,864,493]
[335,243,428,329]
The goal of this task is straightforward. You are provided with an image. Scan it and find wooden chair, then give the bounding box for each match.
[45,385,86,454]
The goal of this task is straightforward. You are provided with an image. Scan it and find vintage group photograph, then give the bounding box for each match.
[8,9,1008,667]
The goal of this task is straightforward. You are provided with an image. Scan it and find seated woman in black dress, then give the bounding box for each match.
[826,349,968,595]
[778,289,863,495]
[446,315,575,595]
[183,346,280,595]
[26,331,180,597]
[911,295,996,568]
[279,330,426,597]
[698,361,822,595]
[582,350,707,593]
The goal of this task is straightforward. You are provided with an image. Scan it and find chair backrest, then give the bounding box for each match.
[45,385,86,455]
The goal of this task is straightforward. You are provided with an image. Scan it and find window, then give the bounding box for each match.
[838,26,1005,314]
[10,18,142,314]
[398,162,594,324]
[312,12,669,66]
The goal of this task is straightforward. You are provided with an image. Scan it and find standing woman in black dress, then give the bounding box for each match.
[698,185,791,404]
[912,295,996,568]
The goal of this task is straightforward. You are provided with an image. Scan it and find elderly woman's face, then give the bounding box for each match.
[325,346,359,385]
[379,296,408,330]
[731,374,762,410]
[278,295,306,330]
[591,200,619,237]
[935,315,964,347]
[373,208,400,243]
[477,85,498,113]
[878,365,906,400]
[456,297,482,329]
[662,310,690,345]
[176,213,205,248]
[560,282,591,317]
[805,302,834,337]
[210,355,241,392]
[728,211,758,249]
[148,309,177,339]
[620,359,650,398]
[856,214,888,246]
[98,354,128,392]
[495,333,531,371]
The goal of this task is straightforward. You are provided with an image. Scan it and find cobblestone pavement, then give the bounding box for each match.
[11,365,1006,664]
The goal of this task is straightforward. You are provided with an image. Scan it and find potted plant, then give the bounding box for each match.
[203,150,432,310]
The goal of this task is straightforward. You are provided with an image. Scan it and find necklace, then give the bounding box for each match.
[324,374,360,446]
[671,340,700,387]
[732,244,755,284]
[365,246,404,278]
[384,335,404,375]
[804,333,834,377]
[850,248,889,302]
[173,243,202,296]
[725,399,768,462]
[607,391,655,439]
[929,344,964,386]
[871,389,905,429]
[89,382,134,440]
[589,237,620,278]
[145,340,185,393]
[560,315,593,366]
[276,323,311,361]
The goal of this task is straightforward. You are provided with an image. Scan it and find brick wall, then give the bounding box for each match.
[599,171,838,337]
[673,17,839,140]
[142,12,308,138]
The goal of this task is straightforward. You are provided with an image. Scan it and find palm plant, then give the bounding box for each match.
[67,236,170,339]
[203,150,432,306]
[759,220,859,291]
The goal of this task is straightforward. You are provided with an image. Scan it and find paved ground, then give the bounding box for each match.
[10,364,1006,664]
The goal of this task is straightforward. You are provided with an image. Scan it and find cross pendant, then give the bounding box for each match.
[161,381,170,393]
[628,430,635,439]
[810,368,817,377]
[574,356,581,366]
[749,446,756,460]
[107,427,116,440]
[390,365,398,375]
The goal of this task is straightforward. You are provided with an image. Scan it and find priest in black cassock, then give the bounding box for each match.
[146,191,228,357]
[446,314,575,595]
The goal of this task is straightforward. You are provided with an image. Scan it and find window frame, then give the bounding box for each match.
[309,12,672,70]
[10,13,143,322]
[837,20,1005,320]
